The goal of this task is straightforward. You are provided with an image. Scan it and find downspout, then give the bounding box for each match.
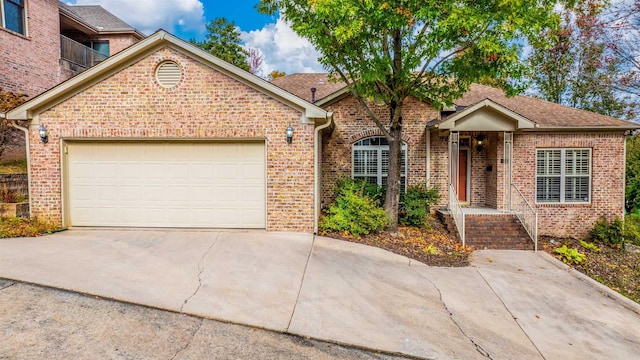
[9,117,32,213]
[426,128,431,186]
[314,112,333,234]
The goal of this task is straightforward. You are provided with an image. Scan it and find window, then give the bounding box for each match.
[536,148,591,203]
[2,0,25,35]
[91,41,110,57]
[352,137,407,191]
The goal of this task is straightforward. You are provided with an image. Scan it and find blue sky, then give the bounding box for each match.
[67,0,324,76]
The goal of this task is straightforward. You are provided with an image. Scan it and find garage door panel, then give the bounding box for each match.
[67,142,265,228]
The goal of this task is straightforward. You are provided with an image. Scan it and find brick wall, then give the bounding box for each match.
[0,0,60,97]
[512,132,626,239]
[29,46,316,232]
[429,130,624,239]
[321,96,437,207]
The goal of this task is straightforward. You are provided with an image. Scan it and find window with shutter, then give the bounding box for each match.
[536,148,591,203]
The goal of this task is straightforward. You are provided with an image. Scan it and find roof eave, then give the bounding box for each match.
[435,99,536,130]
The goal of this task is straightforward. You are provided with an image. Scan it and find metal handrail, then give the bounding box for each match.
[510,183,538,251]
[60,35,108,69]
[449,184,465,247]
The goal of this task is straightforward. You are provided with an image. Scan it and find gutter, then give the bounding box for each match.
[314,112,334,234]
[9,118,32,215]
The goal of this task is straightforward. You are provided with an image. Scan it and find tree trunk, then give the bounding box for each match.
[385,104,403,233]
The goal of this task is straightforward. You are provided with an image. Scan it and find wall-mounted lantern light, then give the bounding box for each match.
[39,125,49,144]
[286,125,294,144]
[475,134,485,152]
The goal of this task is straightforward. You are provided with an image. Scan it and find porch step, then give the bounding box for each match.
[436,210,534,250]
[465,214,534,250]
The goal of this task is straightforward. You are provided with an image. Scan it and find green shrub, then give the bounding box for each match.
[320,178,388,236]
[399,184,440,228]
[589,217,624,246]
[333,177,384,206]
[624,214,640,246]
[554,245,586,264]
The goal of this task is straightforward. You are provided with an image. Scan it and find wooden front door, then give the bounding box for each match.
[458,149,468,202]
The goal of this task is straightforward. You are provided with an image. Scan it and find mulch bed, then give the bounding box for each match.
[541,236,640,304]
[321,217,472,267]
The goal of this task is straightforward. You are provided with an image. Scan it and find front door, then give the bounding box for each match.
[458,149,468,202]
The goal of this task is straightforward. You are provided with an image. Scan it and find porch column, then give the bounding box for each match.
[449,131,459,203]
[504,132,513,210]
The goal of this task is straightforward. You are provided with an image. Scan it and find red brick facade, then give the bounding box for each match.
[427,130,626,239]
[0,0,141,98]
[321,96,437,207]
[0,0,61,97]
[29,47,316,232]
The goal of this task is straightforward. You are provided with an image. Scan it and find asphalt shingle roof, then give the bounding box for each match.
[269,73,346,103]
[270,73,637,129]
[59,2,138,33]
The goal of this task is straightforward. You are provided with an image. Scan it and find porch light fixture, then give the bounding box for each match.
[286,125,294,144]
[475,134,485,151]
[38,125,49,144]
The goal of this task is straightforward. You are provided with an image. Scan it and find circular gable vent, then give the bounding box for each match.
[155,61,182,88]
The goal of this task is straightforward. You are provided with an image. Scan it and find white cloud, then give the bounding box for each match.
[70,0,206,36]
[241,17,324,75]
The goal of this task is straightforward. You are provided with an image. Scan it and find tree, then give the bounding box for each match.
[247,48,264,76]
[603,0,640,101]
[0,89,27,159]
[267,70,286,80]
[528,1,637,119]
[259,0,564,231]
[191,17,249,71]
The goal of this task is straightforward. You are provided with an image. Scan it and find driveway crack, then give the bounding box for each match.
[169,318,203,360]
[474,267,546,360]
[180,234,219,312]
[286,234,316,332]
[0,280,17,291]
[409,261,493,359]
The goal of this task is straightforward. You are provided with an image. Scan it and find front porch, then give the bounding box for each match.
[429,99,539,250]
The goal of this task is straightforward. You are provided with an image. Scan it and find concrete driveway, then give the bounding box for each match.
[1,229,639,359]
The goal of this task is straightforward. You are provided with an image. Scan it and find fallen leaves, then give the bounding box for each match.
[322,217,472,267]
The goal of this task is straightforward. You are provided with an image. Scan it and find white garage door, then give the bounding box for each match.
[66,142,265,228]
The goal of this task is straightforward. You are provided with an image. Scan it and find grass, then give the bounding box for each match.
[0,158,27,174]
[0,217,59,238]
[543,237,640,304]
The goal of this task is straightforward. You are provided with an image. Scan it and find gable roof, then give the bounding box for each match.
[271,73,638,130]
[6,30,330,123]
[450,84,635,129]
[59,2,145,39]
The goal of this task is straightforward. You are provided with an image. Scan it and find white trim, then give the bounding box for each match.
[351,137,407,190]
[437,99,536,131]
[535,148,592,204]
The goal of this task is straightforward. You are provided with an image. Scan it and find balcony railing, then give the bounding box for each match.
[60,35,107,69]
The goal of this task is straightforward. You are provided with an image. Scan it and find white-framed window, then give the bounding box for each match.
[536,148,591,203]
[1,0,26,35]
[352,137,407,191]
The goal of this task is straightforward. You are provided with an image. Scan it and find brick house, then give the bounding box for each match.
[6,29,638,246]
[1,0,144,161]
[1,0,144,98]
[271,74,639,244]
[7,31,330,232]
